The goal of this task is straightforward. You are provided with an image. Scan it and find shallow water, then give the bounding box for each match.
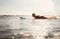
[0,15,60,39]
[19,15,60,39]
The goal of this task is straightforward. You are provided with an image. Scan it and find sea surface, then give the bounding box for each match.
[0,15,60,39]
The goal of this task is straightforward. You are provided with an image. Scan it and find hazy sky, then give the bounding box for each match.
[0,0,60,15]
[53,0,60,15]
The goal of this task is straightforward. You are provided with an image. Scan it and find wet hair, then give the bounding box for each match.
[32,13,36,17]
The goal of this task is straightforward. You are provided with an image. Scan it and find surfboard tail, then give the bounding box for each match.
[48,16,57,19]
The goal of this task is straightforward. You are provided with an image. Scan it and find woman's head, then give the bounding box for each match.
[32,13,36,17]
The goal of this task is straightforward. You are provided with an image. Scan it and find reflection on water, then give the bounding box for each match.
[0,15,60,39]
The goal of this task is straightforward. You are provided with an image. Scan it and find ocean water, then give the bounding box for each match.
[0,15,60,39]
[19,15,60,39]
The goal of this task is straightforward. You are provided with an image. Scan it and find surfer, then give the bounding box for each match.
[32,13,48,19]
[32,13,57,19]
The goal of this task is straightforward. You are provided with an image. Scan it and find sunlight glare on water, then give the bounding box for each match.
[0,15,59,39]
[20,16,55,39]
